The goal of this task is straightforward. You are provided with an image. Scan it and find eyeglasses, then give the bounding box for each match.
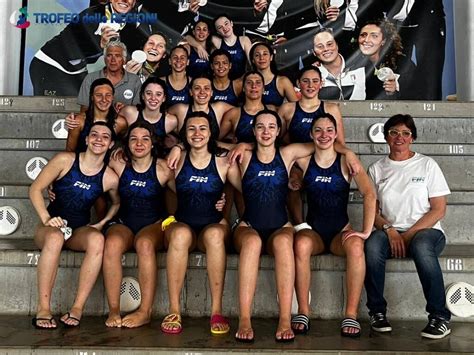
[388,129,412,138]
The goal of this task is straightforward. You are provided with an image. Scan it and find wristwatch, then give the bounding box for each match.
[382,223,393,231]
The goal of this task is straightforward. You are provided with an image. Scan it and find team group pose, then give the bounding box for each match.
[28,6,452,342]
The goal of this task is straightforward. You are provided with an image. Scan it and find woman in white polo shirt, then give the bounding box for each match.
[365,114,451,340]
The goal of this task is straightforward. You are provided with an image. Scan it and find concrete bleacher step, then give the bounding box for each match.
[0,239,473,322]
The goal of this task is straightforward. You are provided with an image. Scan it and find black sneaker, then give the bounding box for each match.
[421,318,451,339]
[370,313,392,332]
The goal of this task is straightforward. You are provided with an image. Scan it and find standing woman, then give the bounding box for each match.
[250,42,298,109]
[160,111,241,335]
[29,122,120,329]
[118,77,178,141]
[210,49,242,106]
[220,71,266,144]
[183,19,214,78]
[161,45,191,107]
[66,78,127,153]
[233,109,317,343]
[212,14,253,80]
[291,113,375,337]
[104,121,174,328]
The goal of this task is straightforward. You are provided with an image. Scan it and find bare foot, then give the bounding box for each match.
[60,307,82,327]
[105,311,122,328]
[121,309,151,328]
[33,312,57,329]
[275,327,295,341]
[235,317,254,341]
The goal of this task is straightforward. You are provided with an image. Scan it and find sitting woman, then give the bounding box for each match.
[365,114,451,339]
[104,121,174,328]
[233,109,321,343]
[29,122,120,329]
[291,113,376,337]
[161,111,241,335]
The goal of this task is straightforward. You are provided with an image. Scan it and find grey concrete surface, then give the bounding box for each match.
[0,244,473,320]
[0,316,472,354]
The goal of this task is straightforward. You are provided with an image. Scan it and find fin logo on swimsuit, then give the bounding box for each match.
[130,180,146,187]
[189,176,208,183]
[172,96,186,101]
[315,176,331,183]
[301,118,313,123]
[258,170,275,177]
[73,181,91,190]
[214,95,228,101]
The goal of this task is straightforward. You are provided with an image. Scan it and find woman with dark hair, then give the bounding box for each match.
[220,71,266,144]
[29,121,120,329]
[365,114,451,339]
[161,45,192,107]
[125,32,171,82]
[291,113,375,337]
[355,19,419,100]
[233,109,316,343]
[279,66,345,228]
[160,111,241,335]
[66,78,127,152]
[250,42,298,109]
[118,77,178,141]
[183,19,215,78]
[104,120,175,328]
[168,74,234,137]
[210,49,243,106]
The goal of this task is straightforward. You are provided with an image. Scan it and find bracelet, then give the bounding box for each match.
[173,144,184,151]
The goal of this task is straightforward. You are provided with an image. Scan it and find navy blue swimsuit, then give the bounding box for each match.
[188,47,210,78]
[47,153,106,229]
[137,107,167,139]
[303,153,350,246]
[242,150,289,239]
[234,108,256,143]
[165,76,190,107]
[175,154,224,233]
[117,159,166,234]
[263,76,284,107]
[221,39,246,80]
[288,101,326,143]
[212,81,239,106]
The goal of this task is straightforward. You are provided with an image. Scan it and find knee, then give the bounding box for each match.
[344,237,365,259]
[241,234,262,253]
[104,235,124,259]
[294,236,313,259]
[271,232,293,253]
[168,225,193,250]
[364,230,387,254]
[43,230,65,252]
[135,236,155,257]
[410,229,442,257]
[202,226,225,248]
[86,231,105,255]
